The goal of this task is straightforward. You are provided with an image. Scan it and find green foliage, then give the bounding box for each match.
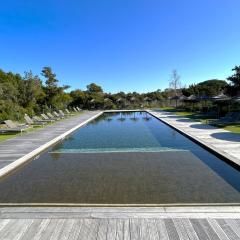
[0,65,239,121]
[182,79,228,97]
[0,67,71,121]
[86,83,103,93]
[226,66,240,96]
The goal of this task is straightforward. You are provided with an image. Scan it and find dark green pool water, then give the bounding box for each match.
[0,111,240,204]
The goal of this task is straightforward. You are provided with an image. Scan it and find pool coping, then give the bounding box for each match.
[1,206,240,218]
[0,111,103,178]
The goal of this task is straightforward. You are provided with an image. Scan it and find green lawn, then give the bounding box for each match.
[0,134,19,142]
[159,107,240,134]
[0,126,42,142]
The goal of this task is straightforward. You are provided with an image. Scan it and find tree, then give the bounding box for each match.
[169,70,181,107]
[184,80,228,97]
[20,71,45,111]
[70,89,87,107]
[86,83,103,93]
[169,70,181,96]
[42,67,59,107]
[226,66,240,96]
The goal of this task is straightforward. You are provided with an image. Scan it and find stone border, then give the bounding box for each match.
[0,111,103,178]
[1,206,240,219]
[0,203,240,208]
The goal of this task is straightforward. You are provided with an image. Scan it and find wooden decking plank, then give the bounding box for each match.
[19,219,44,240]
[0,219,10,232]
[139,219,149,239]
[164,219,180,240]
[123,219,131,240]
[0,219,31,240]
[208,219,230,240]
[198,219,221,240]
[48,219,65,240]
[106,219,117,239]
[226,219,240,238]
[190,219,211,240]
[181,219,199,240]
[129,219,140,240]
[32,219,51,240]
[66,219,83,240]
[216,219,240,240]
[172,218,190,240]
[0,219,18,238]
[155,219,169,240]
[78,219,99,240]
[146,219,160,240]
[59,219,77,240]
[38,219,59,240]
[12,219,33,240]
[51,219,76,240]
[115,219,124,240]
[96,219,108,240]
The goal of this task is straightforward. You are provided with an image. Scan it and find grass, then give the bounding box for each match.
[0,126,42,142]
[159,107,240,134]
[0,134,19,142]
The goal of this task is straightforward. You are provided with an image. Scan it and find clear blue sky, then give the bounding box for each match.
[0,0,239,93]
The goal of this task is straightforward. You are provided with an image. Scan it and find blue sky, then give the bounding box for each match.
[0,0,239,93]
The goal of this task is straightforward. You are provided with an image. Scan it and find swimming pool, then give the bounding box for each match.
[0,111,239,204]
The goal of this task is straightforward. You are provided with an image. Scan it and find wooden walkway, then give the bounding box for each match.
[148,110,240,167]
[0,207,240,239]
[0,111,100,176]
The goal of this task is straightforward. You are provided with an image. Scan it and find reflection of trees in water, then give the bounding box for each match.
[142,112,152,121]
[50,141,63,160]
[51,141,63,151]
[50,152,61,161]
[117,112,126,122]
[130,112,139,122]
[142,117,151,121]
[88,113,111,124]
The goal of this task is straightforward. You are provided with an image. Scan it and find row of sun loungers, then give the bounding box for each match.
[0,108,82,134]
[208,112,240,126]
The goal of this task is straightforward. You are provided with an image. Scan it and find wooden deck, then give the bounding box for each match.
[148,110,240,167]
[0,207,240,239]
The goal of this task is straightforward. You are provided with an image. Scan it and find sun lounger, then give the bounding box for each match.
[41,113,59,121]
[24,115,46,127]
[209,112,240,126]
[53,111,64,119]
[0,120,30,133]
[58,110,66,118]
[46,112,60,120]
[65,109,75,116]
[33,116,54,123]
[76,107,82,111]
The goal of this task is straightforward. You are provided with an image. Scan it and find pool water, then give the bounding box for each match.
[0,111,240,204]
